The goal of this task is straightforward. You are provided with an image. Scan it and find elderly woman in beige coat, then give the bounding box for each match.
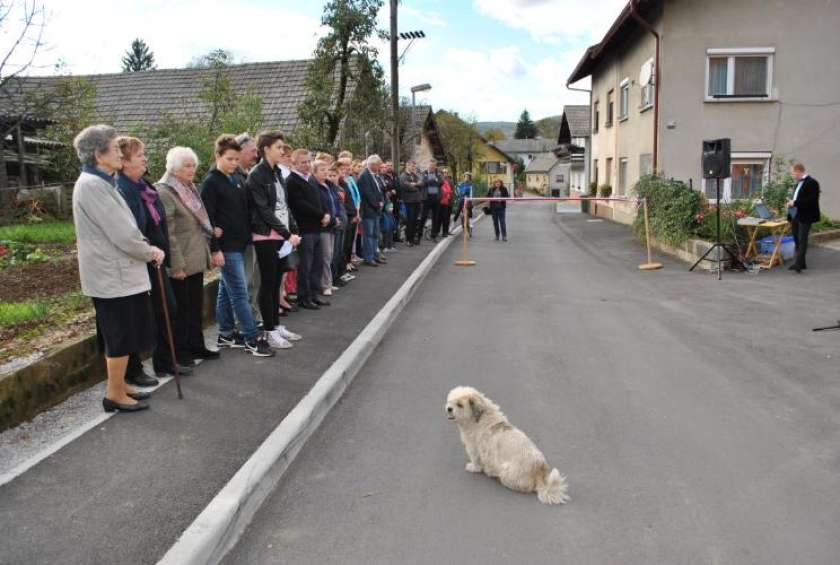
[157,147,219,362]
[72,125,165,413]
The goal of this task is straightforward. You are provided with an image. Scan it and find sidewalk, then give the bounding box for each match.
[0,243,435,565]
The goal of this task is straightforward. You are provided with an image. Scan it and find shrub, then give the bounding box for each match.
[588,181,598,196]
[598,184,612,198]
[633,175,703,246]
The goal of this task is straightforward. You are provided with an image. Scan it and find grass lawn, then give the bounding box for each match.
[0,300,50,328]
[0,221,76,244]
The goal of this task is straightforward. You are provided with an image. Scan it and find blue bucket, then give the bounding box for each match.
[759,235,795,259]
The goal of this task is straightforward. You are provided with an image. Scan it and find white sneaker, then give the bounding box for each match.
[330,285,339,291]
[267,330,293,349]
[323,288,333,296]
[275,325,302,341]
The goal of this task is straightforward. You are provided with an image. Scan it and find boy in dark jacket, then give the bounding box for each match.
[201,134,273,357]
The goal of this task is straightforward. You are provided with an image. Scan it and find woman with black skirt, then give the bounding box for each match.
[72,125,165,413]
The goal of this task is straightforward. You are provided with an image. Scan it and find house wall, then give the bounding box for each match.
[526,172,549,194]
[550,162,571,195]
[589,26,657,209]
[411,131,435,168]
[659,0,840,217]
[473,143,515,189]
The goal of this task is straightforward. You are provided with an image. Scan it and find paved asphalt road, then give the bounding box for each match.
[226,205,840,565]
[0,241,432,565]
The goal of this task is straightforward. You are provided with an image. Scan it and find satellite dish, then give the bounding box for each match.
[639,59,654,85]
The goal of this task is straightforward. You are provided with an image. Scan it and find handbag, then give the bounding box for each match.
[482,206,491,215]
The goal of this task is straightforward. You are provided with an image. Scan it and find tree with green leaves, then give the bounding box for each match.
[484,128,506,142]
[514,109,538,139]
[296,0,387,151]
[139,50,263,180]
[43,78,100,183]
[121,38,156,72]
[435,110,482,181]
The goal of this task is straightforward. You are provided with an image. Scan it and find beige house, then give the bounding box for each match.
[524,153,562,195]
[568,0,840,223]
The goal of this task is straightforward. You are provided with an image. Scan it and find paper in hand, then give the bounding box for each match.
[277,240,294,259]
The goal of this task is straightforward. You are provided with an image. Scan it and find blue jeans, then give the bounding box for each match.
[216,250,259,341]
[362,216,380,261]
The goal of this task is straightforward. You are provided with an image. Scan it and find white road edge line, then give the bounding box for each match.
[0,376,174,488]
[157,217,483,565]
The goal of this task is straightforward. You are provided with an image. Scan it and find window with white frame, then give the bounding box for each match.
[619,79,630,120]
[618,158,628,195]
[640,58,654,109]
[641,83,654,109]
[639,154,653,176]
[706,48,774,99]
[702,152,770,202]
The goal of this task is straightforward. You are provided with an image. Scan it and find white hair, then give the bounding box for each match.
[366,154,383,167]
[166,146,199,174]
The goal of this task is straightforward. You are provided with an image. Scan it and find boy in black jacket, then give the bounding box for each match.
[200,134,273,357]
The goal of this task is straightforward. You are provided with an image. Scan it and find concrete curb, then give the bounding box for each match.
[157,218,482,565]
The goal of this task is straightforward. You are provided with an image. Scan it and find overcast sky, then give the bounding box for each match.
[3,0,627,122]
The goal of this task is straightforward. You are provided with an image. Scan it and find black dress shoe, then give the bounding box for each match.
[103,398,149,413]
[788,265,802,273]
[127,391,151,401]
[334,278,347,287]
[281,304,298,313]
[313,297,331,306]
[191,348,220,360]
[300,300,320,310]
[125,372,159,387]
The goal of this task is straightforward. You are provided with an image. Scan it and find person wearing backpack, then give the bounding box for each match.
[418,159,444,243]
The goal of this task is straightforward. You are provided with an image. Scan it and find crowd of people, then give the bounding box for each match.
[71,124,499,414]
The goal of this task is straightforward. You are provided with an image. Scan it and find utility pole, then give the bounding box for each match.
[390,0,399,165]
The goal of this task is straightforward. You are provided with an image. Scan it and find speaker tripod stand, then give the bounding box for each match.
[689,177,744,280]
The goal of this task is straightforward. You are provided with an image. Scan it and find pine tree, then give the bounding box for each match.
[514,109,538,139]
[122,38,156,72]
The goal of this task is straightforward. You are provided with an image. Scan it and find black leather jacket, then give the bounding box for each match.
[246,160,294,238]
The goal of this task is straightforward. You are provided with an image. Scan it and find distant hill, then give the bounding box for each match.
[475,121,516,139]
[535,115,562,140]
[476,115,562,140]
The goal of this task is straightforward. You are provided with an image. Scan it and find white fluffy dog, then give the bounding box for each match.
[445,386,569,505]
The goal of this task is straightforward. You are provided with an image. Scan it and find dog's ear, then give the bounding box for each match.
[469,395,485,423]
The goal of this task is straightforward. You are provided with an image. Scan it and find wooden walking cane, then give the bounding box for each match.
[156,265,184,399]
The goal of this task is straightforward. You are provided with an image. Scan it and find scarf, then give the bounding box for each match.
[138,182,162,226]
[344,174,361,207]
[158,172,213,238]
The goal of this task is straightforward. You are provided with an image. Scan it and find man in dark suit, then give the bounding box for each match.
[286,149,331,309]
[357,155,385,266]
[787,162,820,273]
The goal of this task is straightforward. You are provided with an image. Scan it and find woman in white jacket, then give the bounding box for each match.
[72,125,165,413]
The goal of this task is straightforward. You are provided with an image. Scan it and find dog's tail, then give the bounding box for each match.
[536,467,569,505]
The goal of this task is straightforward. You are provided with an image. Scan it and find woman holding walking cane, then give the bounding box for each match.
[72,125,165,413]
